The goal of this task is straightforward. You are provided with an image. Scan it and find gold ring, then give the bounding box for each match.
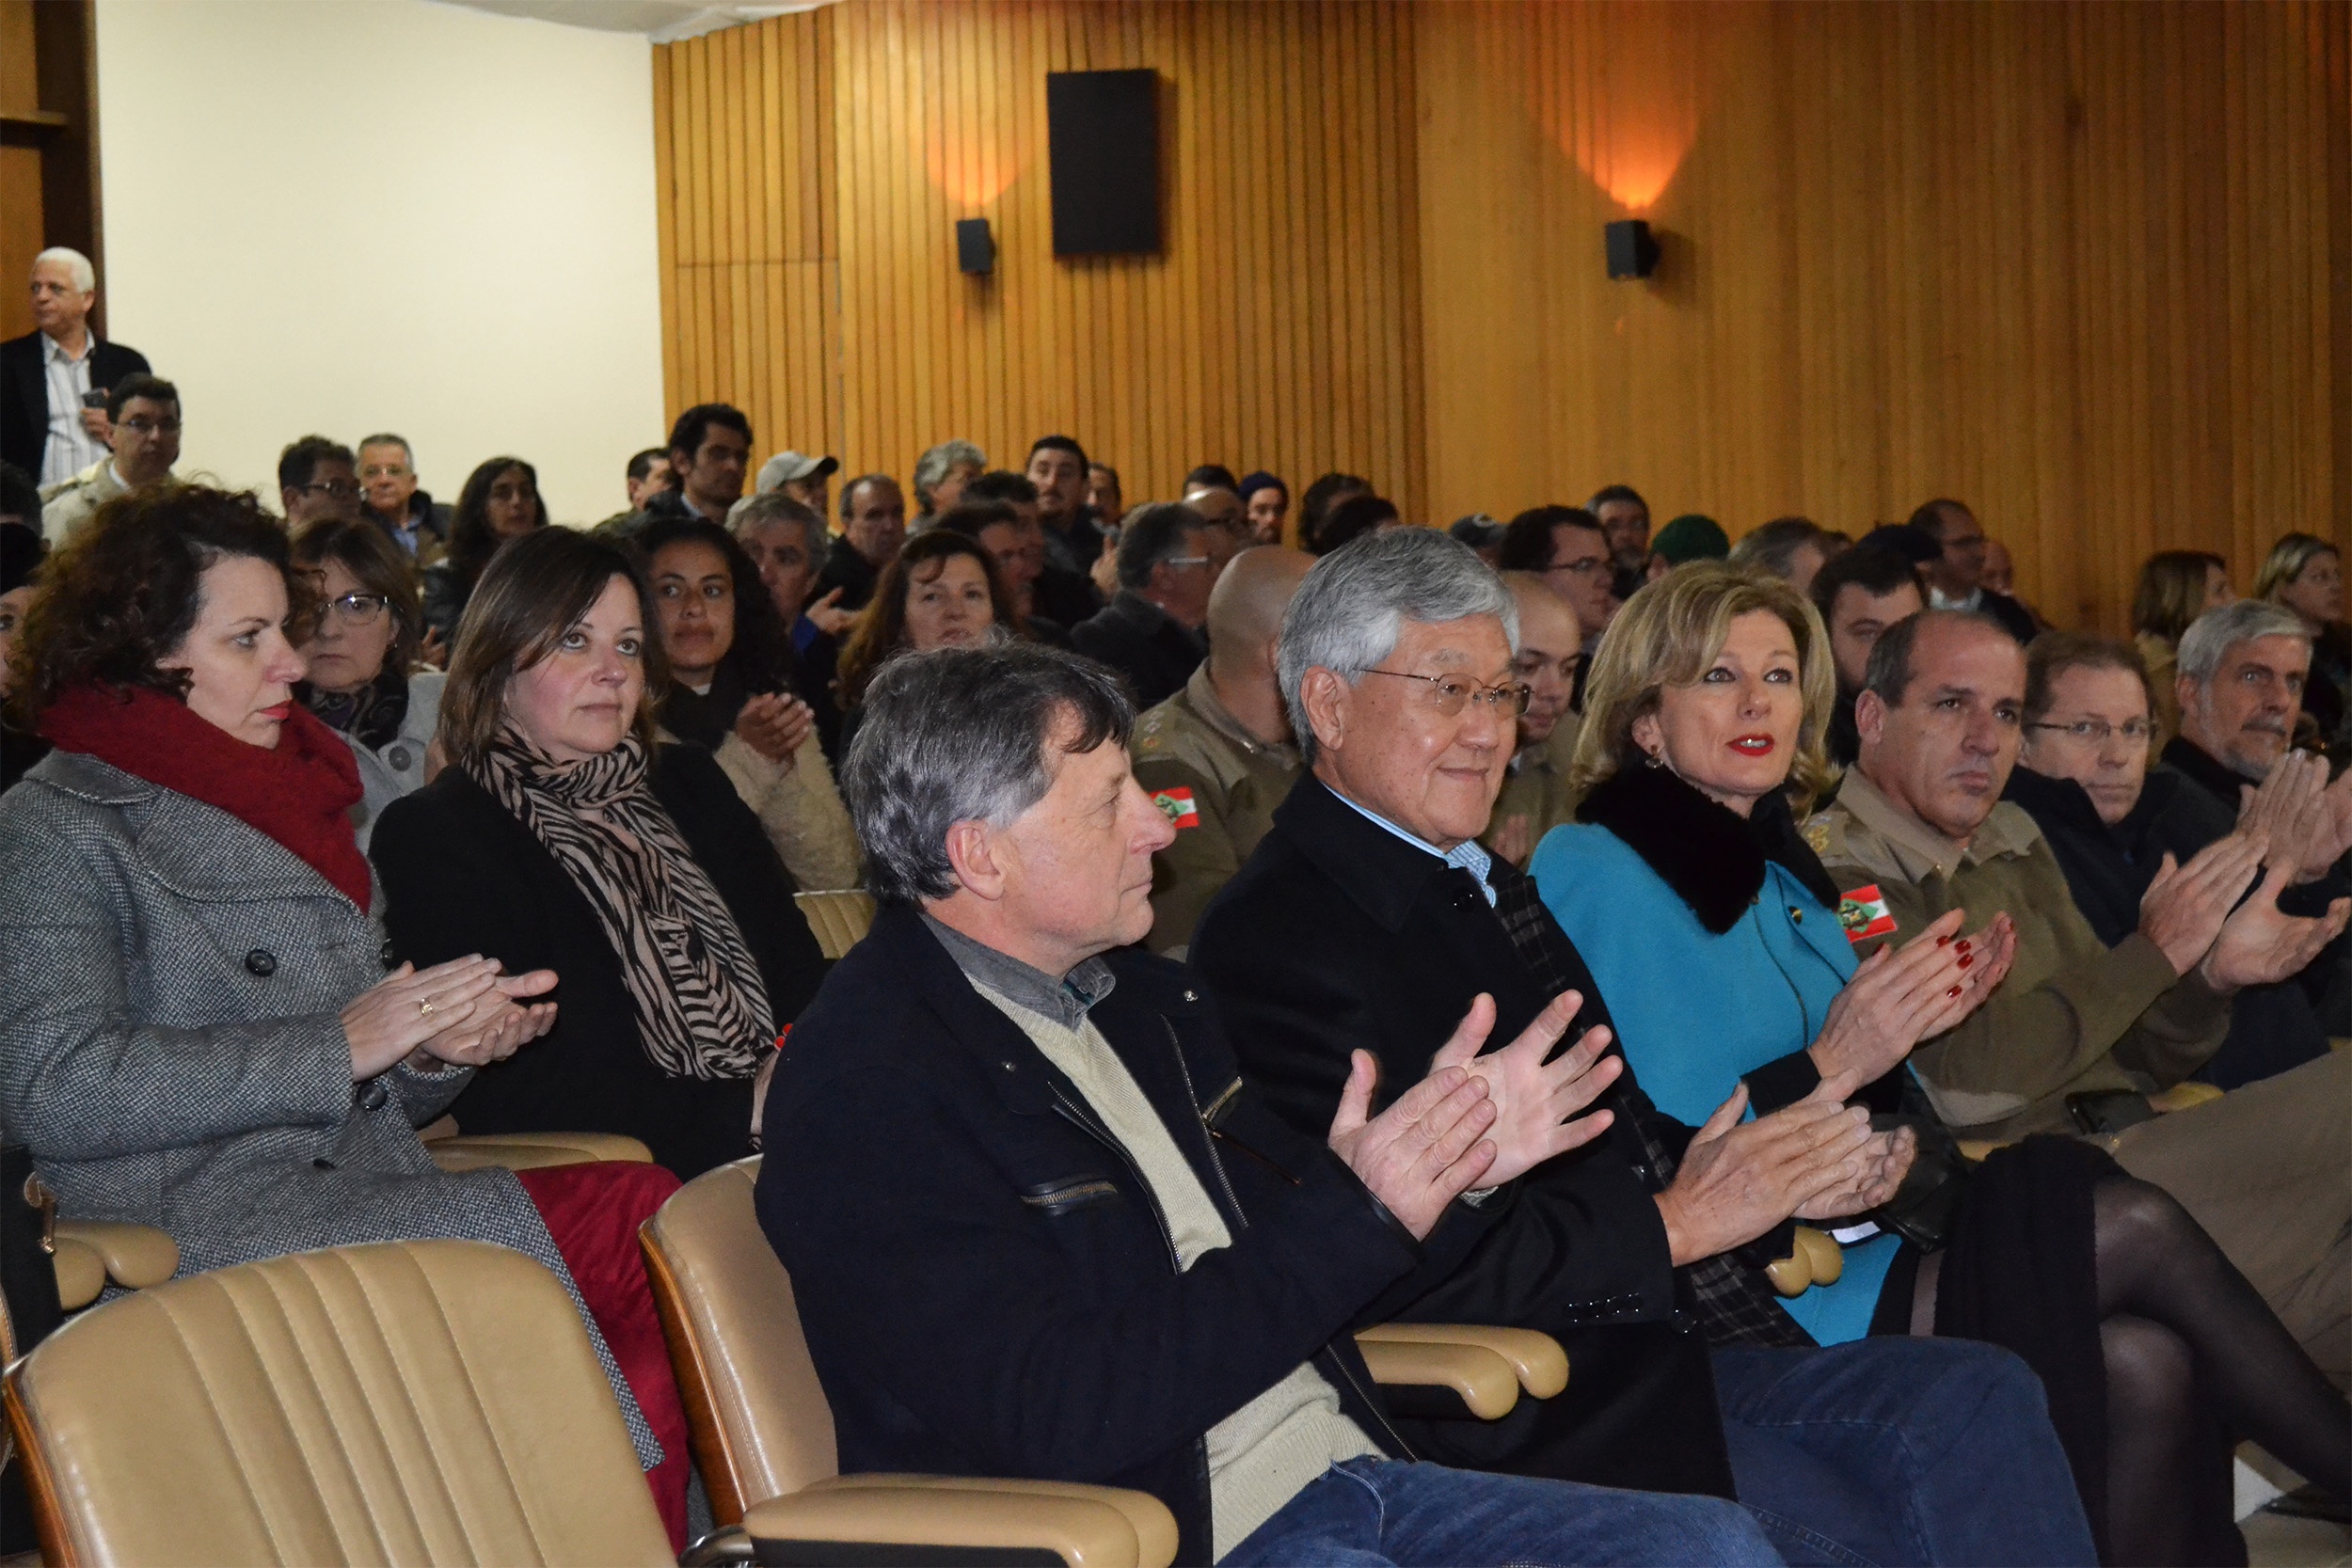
[419,999,435,1018]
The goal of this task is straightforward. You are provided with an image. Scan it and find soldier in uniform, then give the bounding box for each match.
[1133,546,1311,954]
[40,373,180,545]
[1486,572,1585,865]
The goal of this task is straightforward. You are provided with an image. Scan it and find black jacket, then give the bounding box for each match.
[813,534,881,614]
[1978,588,2040,645]
[1071,591,1206,709]
[1033,563,1104,630]
[755,903,1500,1567]
[1192,774,1737,1497]
[371,743,826,1178]
[0,333,151,480]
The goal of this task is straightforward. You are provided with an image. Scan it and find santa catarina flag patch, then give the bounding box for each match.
[1836,885,1898,942]
[1152,787,1200,829]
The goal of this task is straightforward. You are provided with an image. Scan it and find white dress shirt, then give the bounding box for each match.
[40,332,103,489]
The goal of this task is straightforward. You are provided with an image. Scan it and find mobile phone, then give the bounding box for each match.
[80,389,107,410]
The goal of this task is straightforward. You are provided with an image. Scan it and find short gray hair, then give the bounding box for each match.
[32,246,95,293]
[727,488,821,546]
[1278,528,1518,765]
[913,439,986,512]
[2177,598,2309,685]
[841,643,1133,904]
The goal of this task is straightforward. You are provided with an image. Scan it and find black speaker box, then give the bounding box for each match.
[1605,219,1660,280]
[1046,69,1161,256]
[955,217,995,276]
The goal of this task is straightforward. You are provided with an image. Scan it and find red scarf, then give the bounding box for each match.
[42,683,373,911]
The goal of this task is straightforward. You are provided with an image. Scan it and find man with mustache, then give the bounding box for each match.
[1808,609,2352,1386]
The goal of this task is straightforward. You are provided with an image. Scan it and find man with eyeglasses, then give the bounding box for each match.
[1070,500,1216,709]
[357,433,451,565]
[1497,506,1618,712]
[40,373,180,545]
[278,436,363,531]
[1809,608,2351,1387]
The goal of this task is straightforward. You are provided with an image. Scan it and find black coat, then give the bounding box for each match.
[0,333,151,480]
[1070,591,1206,710]
[370,743,827,1178]
[755,903,1500,1567]
[812,534,881,614]
[1978,588,2040,645]
[1191,774,1738,1498]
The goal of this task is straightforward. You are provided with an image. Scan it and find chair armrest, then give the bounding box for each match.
[2148,1082,2223,1115]
[1955,1137,2012,1162]
[1354,1323,1567,1399]
[52,1220,178,1291]
[428,1132,656,1173]
[745,1476,1177,1568]
[51,1237,104,1311]
[1351,1333,1519,1419]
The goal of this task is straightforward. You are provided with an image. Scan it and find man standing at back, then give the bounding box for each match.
[1,248,151,488]
[1908,499,2037,644]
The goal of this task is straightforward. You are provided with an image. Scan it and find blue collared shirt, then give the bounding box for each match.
[1331,790,1496,905]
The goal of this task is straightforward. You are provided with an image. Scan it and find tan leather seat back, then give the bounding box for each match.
[4,1240,673,1568]
[793,890,875,961]
[642,1157,837,1523]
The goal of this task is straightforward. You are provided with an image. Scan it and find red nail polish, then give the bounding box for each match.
[1947,985,1963,998]
[1935,936,1950,946]
[1958,954,1973,969]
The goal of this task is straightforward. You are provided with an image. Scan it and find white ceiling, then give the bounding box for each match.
[429,0,834,45]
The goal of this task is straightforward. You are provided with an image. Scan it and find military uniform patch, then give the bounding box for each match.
[1836,884,1898,942]
[1152,787,1200,828]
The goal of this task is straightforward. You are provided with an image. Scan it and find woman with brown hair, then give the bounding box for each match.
[833,528,1018,748]
[371,525,826,1181]
[2130,550,2233,752]
[290,515,441,845]
[2256,532,2348,757]
[419,455,547,649]
[0,484,709,1547]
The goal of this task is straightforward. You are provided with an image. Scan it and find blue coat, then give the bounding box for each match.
[1531,817,1901,1346]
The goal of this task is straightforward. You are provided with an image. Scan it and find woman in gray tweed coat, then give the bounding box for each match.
[0,486,685,1534]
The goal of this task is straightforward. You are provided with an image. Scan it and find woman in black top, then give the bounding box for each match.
[373,528,825,1178]
[419,455,548,651]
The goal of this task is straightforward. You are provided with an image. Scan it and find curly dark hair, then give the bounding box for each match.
[835,531,1018,708]
[631,513,797,694]
[8,484,311,725]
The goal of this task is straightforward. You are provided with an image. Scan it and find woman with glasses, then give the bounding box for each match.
[291,517,440,847]
[1529,567,2348,1564]
[2009,630,2336,1092]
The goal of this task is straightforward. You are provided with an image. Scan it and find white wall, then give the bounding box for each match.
[93,0,665,525]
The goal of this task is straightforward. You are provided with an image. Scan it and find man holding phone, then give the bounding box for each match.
[0,247,151,488]
[40,374,181,544]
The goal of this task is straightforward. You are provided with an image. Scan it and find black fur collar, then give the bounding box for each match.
[1577,764,1840,935]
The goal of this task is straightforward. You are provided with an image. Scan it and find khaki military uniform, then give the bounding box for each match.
[39,460,132,545]
[1809,768,2350,1385]
[1131,664,1299,956]
[1483,710,1583,867]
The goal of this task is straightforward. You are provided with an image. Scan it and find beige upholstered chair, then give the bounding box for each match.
[4,1240,675,1567]
[792,890,877,961]
[417,1119,656,1174]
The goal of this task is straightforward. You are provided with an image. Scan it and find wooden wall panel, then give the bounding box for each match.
[654,0,2345,628]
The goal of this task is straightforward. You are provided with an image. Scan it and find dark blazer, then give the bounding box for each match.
[756,902,1500,1567]
[1071,591,1206,709]
[1192,774,1737,1497]
[0,332,150,480]
[813,534,881,615]
[371,743,826,1179]
[1979,588,2040,645]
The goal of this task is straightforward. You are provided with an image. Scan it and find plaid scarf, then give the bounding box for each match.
[1486,857,1816,1352]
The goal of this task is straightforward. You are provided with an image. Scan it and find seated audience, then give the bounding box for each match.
[1808,543,1926,768]
[813,472,906,613]
[1089,460,1127,531]
[1308,492,1399,556]
[756,449,837,515]
[289,517,442,847]
[1238,469,1288,545]
[2008,630,2344,1088]
[421,455,547,648]
[1480,572,1581,866]
[2131,549,2233,751]
[1131,544,1311,954]
[278,436,363,530]
[1180,480,1248,574]
[0,485,698,1544]
[1805,609,2351,1386]
[1499,505,1617,704]
[373,527,826,1180]
[2,246,150,487]
[970,467,1097,627]
[628,445,674,509]
[358,432,452,563]
[41,372,180,545]
[1907,499,2037,643]
[730,490,847,752]
[1071,500,1215,708]
[1025,434,1102,580]
[2257,532,2348,757]
[1295,470,1370,554]
[834,530,1020,747]
[1980,537,2049,630]
[758,641,1788,1568]
[1184,461,1238,492]
[938,497,1069,644]
[1589,482,1651,600]
[0,508,47,789]
[637,514,859,892]
[645,403,752,526]
[1647,514,1729,576]
[1727,515,1828,591]
[910,436,983,529]
[1534,566,2348,1562]
[1192,529,2093,1565]
[1449,513,1506,565]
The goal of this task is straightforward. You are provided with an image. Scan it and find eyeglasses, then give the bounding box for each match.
[1163,556,1212,569]
[119,417,181,436]
[359,464,413,482]
[297,481,362,499]
[317,592,390,626]
[2026,718,2153,745]
[1358,668,1534,717]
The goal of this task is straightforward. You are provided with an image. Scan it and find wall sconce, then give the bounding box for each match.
[956,218,996,276]
[1605,219,1659,280]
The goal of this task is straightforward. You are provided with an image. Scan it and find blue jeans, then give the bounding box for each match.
[1715,1338,2095,1566]
[1220,1455,1779,1567]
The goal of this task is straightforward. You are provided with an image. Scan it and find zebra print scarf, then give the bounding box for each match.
[472,730,773,1080]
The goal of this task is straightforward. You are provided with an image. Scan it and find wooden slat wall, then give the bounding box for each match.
[654,0,2346,628]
